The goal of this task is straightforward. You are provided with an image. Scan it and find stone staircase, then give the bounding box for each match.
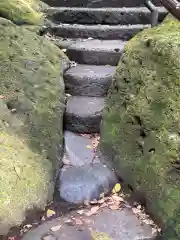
[44,3,168,202]
[22,4,168,240]
[45,6,167,135]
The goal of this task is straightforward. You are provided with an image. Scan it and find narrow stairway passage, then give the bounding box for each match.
[22,4,167,240]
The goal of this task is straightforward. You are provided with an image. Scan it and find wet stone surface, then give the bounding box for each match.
[58,163,117,204]
[63,131,94,166]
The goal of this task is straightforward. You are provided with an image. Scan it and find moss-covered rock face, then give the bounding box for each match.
[0,18,67,169]
[0,0,42,25]
[0,16,67,233]
[0,101,53,234]
[101,18,180,240]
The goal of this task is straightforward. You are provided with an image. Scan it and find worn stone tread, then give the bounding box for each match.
[55,38,127,65]
[46,7,167,25]
[64,64,116,97]
[22,208,156,240]
[65,96,105,133]
[49,23,150,40]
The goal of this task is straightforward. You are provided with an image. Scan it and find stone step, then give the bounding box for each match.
[64,64,116,97]
[53,38,127,65]
[46,7,167,25]
[48,23,150,40]
[64,96,105,133]
[43,0,161,8]
[22,208,156,240]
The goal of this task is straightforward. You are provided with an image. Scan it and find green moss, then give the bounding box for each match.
[0,100,53,235]
[0,17,68,170]
[0,18,68,233]
[101,18,180,239]
[0,0,43,25]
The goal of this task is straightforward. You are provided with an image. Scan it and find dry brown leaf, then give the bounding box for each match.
[85,206,99,216]
[99,192,105,199]
[100,202,108,208]
[98,198,105,204]
[50,225,62,232]
[74,218,83,225]
[132,208,141,215]
[109,204,120,210]
[89,199,98,204]
[76,209,85,215]
[143,219,154,225]
[111,195,124,203]
[137,205,142,210]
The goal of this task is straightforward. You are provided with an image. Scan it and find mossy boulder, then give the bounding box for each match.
[0,101,53,234]
[101,17,180,240]
[0,0,43,25]
[0,16,68,234]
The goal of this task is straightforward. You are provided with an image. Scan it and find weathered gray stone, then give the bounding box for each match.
[46,7,167,25]
[59,163,117,204]
[63,131,94,166]
[49,23,150,40]
[65,96,105,133]
[43,0,161,8]
[64,64,116,97]
[55,38,126,65]
[22,208,156,240]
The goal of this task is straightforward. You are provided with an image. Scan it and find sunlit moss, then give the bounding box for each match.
[0,0,42,25]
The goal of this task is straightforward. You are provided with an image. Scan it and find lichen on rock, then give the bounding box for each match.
[100,17,180,240]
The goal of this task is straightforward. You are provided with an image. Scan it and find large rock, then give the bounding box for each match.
[59,163,117,204]
[0,15,67,234]
[100,16,180,240]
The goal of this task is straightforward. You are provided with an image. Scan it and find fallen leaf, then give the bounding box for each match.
[111,195,124,203]
[50,225,62,232]
[100,202,108,208]
[132,208,141,215]
[74,218,83,225]
[85,206,99,216]
[112,183,121,194]
[99,192,105,199]
[98,198,105,204]
[109,204,120,210]
[89,199,98,204]
[137,205,142,210]
[46,209,56,218]
[86,145,92,149]
[76,209,85,215]
[23,224,32,229]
